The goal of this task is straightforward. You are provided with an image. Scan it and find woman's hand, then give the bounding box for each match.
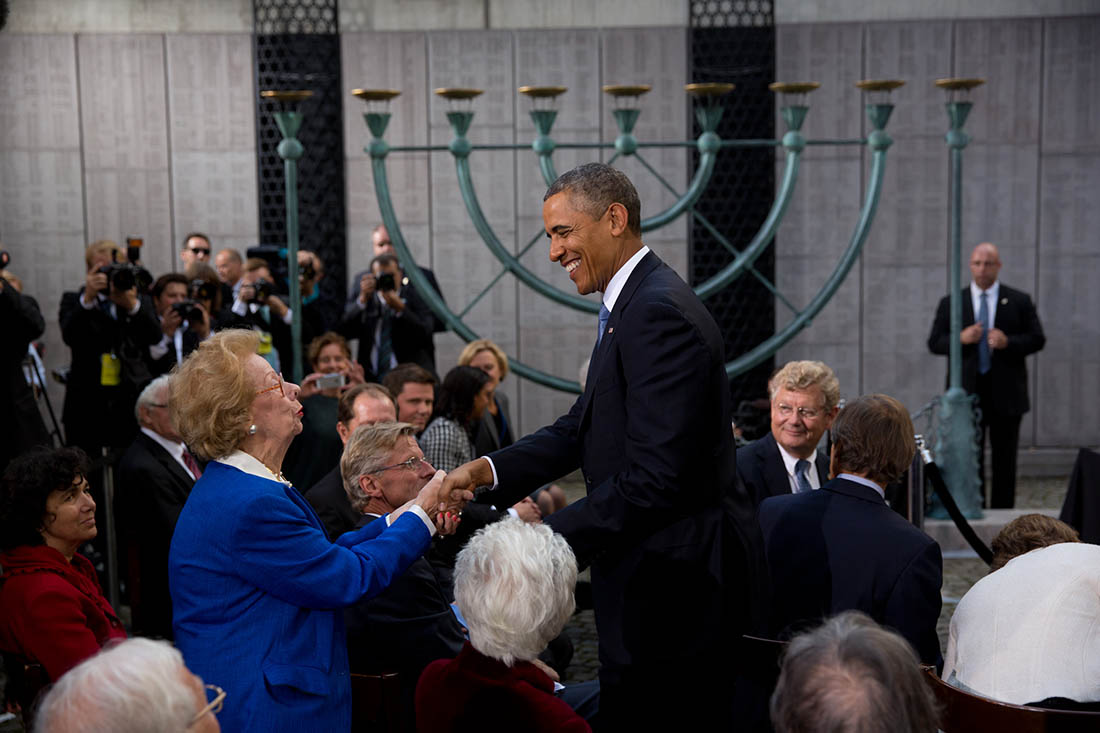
[434,511,461,535]
[298,373,323,399]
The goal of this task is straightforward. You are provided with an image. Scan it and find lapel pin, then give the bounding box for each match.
[1001,298,1007,305]
[607,327,614,334]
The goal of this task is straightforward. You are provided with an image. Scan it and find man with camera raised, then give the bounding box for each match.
[227,257,292,373]
[59,240,161,459]
[147,273,210,376]
[339,253,436,382]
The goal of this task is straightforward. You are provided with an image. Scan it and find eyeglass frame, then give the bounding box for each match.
[186,246,211,256]
[362,455,432,477]
[188,684,225,727]
[254,373,285,398]
[775,402,826,420]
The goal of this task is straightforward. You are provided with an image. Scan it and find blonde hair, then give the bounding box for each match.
[84,240,122,271]
[769,361,840,412]
[169,329,261,461]
[340,422,417,513]
[457,339,510,381]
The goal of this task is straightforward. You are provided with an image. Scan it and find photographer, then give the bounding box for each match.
[228,258,293,373]
[58,241,161,459]
[0,257,51,474]
[339,253,436,382]
[297,250,331,377]
[147,273,208,376]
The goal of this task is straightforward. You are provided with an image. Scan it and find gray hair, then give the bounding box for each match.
[135,374,174,424]
[544,162,642,236]
[768,360,841,413]
[454,519,577,666]
[340,421,417,513]
[770,611,939,733]
[36,638,198,733]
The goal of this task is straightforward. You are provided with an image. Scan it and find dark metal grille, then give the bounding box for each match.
[689,2,776,439]
[253,0,346,328]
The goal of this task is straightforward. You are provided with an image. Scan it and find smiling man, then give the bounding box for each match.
[441,163,767,729]
[737,361,840,507]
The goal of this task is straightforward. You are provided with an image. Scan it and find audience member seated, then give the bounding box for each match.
[167,329,467,731]
[738,360,839,507]
[116,375,198,640]
[283,332,366,490]
[458,339,566,516]
[0,448,126,681]
[416,519,591,733]
[758,394,943,665]
[305,383,397,540]
[944,514,1100,709]
[147,273,204,376]
[35,637,222,733]
[770,611,939,733]
[420,366,492,473]
[383,363,437,437]
[342,422,468,731]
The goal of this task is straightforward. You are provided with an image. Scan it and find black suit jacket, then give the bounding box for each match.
[117,431,196,639]
[927,284,1045,416]
[348,266,447,333]
[485,252,768,711]
[0,285,50,474]
[758,477,943,664]
[304,466,360,540]
[737,432,830,508]
[339,284,436,380]
[148,326,201,377]
[344,514,466,732]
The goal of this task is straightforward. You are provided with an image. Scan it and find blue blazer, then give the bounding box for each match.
[169,461,431,732]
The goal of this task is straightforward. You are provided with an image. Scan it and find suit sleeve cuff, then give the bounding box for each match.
[483,456,499,488]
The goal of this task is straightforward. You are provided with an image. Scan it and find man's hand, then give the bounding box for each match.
[83,269,108,305]
[380,288,405,313]
[238,282,256,304]
[987,327,1008,350]
[267,295,289,320]
[358,273,377,305]
[960,323,983,345]
[531,658,560,683]
[160,305,182,337]
[441,458,494,513]
[417,469,473,517]
[109,284,139,313]
[190,302,211,339]
[511,496,542,524]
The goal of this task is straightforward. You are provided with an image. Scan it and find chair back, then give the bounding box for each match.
[350,671,403,732]
[2,651,49,719]
[922,666,1100,732]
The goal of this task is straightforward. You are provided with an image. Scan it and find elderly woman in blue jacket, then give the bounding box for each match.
[168,329,465,731]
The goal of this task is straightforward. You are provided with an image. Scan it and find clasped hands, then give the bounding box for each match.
[960,323,1008,350]
[389,459,495,535]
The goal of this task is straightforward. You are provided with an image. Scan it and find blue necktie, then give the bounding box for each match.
[795,459,813,493]
[596,303,610,348]
[978,291,991,375]
[376,311,394,378]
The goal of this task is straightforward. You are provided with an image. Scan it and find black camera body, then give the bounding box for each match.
[189,278,217,303]
[376,272,396,292]
[249,278,274,304]
[300,261,316,282]
[172,299,204,323]
[99,262,153,294]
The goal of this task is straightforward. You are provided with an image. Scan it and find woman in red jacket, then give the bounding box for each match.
[0,447,126,681]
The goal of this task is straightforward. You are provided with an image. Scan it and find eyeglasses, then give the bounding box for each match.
[255,373,285,398]
[188,684,225,727]
[187,247,211,256]
[776,403,824,420]
[365,455,431,475]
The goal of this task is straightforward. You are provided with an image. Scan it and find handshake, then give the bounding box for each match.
[392,459,497,535]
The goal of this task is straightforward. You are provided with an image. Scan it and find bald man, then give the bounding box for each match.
[928,242,1045,508]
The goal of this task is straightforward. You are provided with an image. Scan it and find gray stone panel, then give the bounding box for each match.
[863,21,953,142]
[165,34,258,264]
[7,0,253,33]
[1042,16,1100,155]
[953,19,1041,144]
[77,35,174,273]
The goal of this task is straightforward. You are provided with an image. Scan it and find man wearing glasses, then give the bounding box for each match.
[737,360,840,507]
[180,232,212,270]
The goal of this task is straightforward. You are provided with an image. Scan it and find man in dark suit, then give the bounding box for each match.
[339,254,435,381]
[117,374,199,639]
[147,273,204,376]
[0,268,51,475]
[738,360,839,507]
[928,242,1046,508]
[347,224,447,333]
[341,422,467,731]
[442,163,768,729]
[758,394,943,665]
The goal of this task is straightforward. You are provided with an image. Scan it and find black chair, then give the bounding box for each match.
[350,671,403,732]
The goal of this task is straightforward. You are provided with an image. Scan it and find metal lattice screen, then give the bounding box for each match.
[254,0,346,328]
[690,2,776,440]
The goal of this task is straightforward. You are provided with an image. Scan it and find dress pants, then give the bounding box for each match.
[976,372,1022,509]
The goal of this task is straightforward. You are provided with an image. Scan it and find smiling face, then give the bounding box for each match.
[544,192,630,296]
[314,342,351,375]
[244,354,303,445]
[395,382,434,432]
[40,474,97,557]
[770,385,837,460]
[468,349,501,391]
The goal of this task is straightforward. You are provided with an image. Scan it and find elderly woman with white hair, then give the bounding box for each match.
[35,637,222,733]
[415,519,591,732]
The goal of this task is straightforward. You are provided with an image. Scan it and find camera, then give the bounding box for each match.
[172,299,204,323]
[189,278,217,303]
[248,278,274,304]
[300,261,316,282]
[376,272,396,292]
[315,373,346,391]
[99,262,153,294]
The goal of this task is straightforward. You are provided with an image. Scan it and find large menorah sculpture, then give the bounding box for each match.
[349,80,902,393]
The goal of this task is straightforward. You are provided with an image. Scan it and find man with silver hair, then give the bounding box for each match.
[116,374,200,639]
[35,637,223,732]
[771,611,939,733]
[738,360,840,507]
[416,519,590,731]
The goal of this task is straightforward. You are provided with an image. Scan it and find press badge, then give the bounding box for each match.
[100,353,121,386]
[258,331,273,355]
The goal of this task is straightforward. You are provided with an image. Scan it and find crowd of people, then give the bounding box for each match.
[0,163,1085,733]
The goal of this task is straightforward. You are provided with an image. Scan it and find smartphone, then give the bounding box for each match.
[316,373,346,390]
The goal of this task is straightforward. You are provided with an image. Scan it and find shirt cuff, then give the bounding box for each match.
[80,293,96,309]
[281,309,293,325]
[128,299,142,316]
[149,337,170,360]
[402,504,436,536]
[506,507,519,519]
[483,456,499,488]
[231,298,247,317]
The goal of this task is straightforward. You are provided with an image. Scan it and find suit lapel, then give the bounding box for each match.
[761,434,792,497]
[960,287,974,324]
[140,433,195,490]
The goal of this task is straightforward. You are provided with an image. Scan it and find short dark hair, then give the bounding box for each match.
[371,253,401,271]
[182,232,210,248]
[382,363,437,398]
[337,383,395,426]
[0,447,91,551]
[771,611,939,733]
[307,332,351,370]
[434,366,491,429]
[990,513,1079,571]
[151,273,188,300]
[830,394,915,486]
[183,262,223,312]
[244,257,270,274]
[544,162,642,236]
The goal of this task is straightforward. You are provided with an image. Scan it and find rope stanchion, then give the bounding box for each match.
[920,449,993,566]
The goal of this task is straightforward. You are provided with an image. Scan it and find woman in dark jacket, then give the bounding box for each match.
[419,366,492,473]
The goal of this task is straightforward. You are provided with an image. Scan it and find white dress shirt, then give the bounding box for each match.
[140,426,196,480]
[969,280,1000,329]
[777,443,823,493]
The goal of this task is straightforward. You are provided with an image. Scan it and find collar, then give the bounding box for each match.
[218,449,292,486]
[602,245,650,314]
[969,280,1000,302]
[140,426,184,461]
[776,441,815,478]
[837,472,885,499]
